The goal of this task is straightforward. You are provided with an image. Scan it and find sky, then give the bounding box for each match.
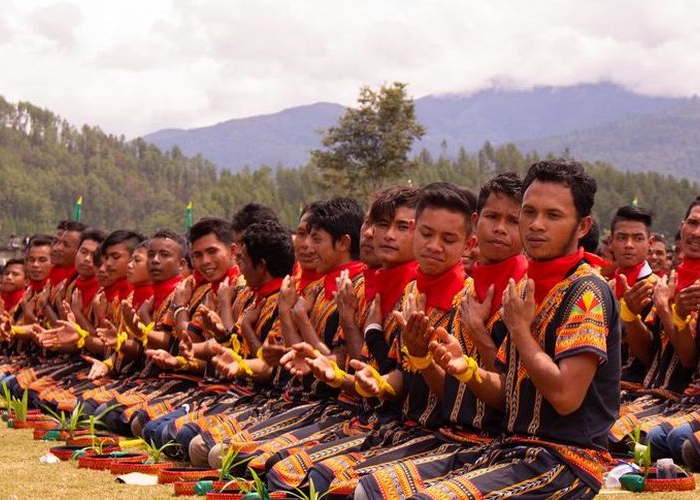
[1,0,699,138]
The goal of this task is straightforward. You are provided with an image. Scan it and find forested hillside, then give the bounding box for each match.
[1,96,696,240]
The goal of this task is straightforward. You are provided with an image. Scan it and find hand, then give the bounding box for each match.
[502,278,536,341]
[217,277,235,310]
[363,294,382,331]
[210,343,240,378]
[349,359,380,397]
[120,301,139,337]
[242,299,265,329]
[137,297,154,324]
[334,270,358,323]
[430,327,470,375]
[53,281,67,311]
[397,311,431,357]
[145,349,179,370]
[462,285,494,337]
[178,333,196,361]
[71,289,84,316]
[261,342,288,366]
[92,291,108,322]
[199,305,228,338]
[620,275,654,315]
[96,319,118,348]
[40,321,80,349]
[173,276,194,309]
[278,275,299,314]
[82,355,110,380]
[675,275,700,317]
[308,350,338,385]
[279,342,315,377]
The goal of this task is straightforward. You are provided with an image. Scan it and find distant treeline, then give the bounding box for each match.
[1,97,697,241]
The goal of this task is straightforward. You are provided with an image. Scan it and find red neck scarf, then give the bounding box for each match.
[74,276,100,308]
[374,260,419,317]
[416,261,466,311]
[363,267,380,306]
[132,282,155,311]
[104,278,133,303]
[677,257,700,291]
[296,266,324,293]
[471,254,528,317]
[584,252,611,270]
[152,275,181,310]
[255,277,284,306]
[1,289,24,312]
[528,247,584,304]
[28,278,48,293]
[49,265,76,287]
[613,261,651,299]
[211,266,240,293]
[323,261,366,300]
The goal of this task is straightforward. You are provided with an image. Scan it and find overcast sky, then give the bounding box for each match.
[1,0,699,138]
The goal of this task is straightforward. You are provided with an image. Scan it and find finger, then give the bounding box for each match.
[619,273,630,292]
[348,359,367,372]
[525,278,535,303]
[484,284,495,306]
[392,310,407,328]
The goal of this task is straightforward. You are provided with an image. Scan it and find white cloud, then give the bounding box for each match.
[1,0,699,138]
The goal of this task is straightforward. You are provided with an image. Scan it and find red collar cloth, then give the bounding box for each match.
[416,261,466,311]
[211,266,240,294]
[49,265,76,287]
[131,282,154,310]
[152,275,181,310]
[528,247,584,304]
[104,278,133,303]
[373,260,419,317]
[1,289,24,313]
[613,261,652,299]
[363,267,380,306]
[584,252,612,270]
[296,267,324,293]
[323,261,366,300]
[677,257,700,291]
[254,277,284,306]
[74,276,100,308]
[28,278,48,293]
[471,254,528,317]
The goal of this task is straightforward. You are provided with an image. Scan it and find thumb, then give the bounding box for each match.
[484,284,495,305]
[349,359,366,372]
[619,273,630,292]
[433,326,451,344]
[525,278,536,303]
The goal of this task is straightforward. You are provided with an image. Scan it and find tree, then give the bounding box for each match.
[311,82,425,199]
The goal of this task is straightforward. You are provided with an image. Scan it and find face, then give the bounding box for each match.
[373,206,415,269]
[648,240,668,274]
[74,239,100,279]
[474,192,523,264]
[126,247,150,285]
[413,207,470,275]
[611,220,649,268]
[238,245,265,288]
[96,258,111,287]
[680,206,700,260]
[147,238,183,283]
[1,264,25,293]
[190,233,234,283]
[310,228,350,274]
[461,245,479,274]
[104,243,131,284]
[360,218,381,268]
[520,181,591,261]
[294,213,317,271]
[51,229,81,267]
[26,245,52,282]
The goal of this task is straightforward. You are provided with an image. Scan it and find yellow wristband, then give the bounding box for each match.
[453,355,483,384]
[229,349,253,376]
[115,331,128,352]
[401,346,432,371]
[74,323,89,348]
[175,355,193,371]
[256,346,264,361]
[672,304,691,330]
[103,359,114,370]
[354,379,374,398]
[619,299,641,323]
[10,325,24,337]
[368,364,397,397]
[327,360,347,388]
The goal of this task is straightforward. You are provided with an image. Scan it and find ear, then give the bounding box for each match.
[336,234,352,253]
[471,211,479,229]
[464,234,477,254]
[177,258,186,274]
[576,216,593,242]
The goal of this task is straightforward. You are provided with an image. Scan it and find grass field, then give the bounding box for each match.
[1,423,699,499]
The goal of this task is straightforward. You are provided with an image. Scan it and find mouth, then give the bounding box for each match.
[487,239,510,247]
[379,245,398,252]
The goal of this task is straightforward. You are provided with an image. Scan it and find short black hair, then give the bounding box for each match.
[477,172,523,214]
[300,201,323,219]
[684,195,700,219]
[189,217,233,245]
[243,222,295,278]
[580,219,600,253]
[4,258,24,269]
[368,186,419,225]
[101,230,146,255]
[231,203,279,233]
[307,197,364,260]
[522,158,597,219]
[651,232,667,246]
[27,234,54,249]
[151,228,185,257]
[416,182,477,233]
[611,205,653,234]
[57,220,87,233]
[79,228,107,248]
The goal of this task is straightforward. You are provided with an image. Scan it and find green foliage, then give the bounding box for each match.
[0,382,11,410]
[217,444,251,481]
[311,82,425,198]
[11,389,29,422]
[142,438,179,464]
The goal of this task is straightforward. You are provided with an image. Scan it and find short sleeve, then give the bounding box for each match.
[554,282,610,364]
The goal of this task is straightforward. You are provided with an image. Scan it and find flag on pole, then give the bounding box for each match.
[185,200,193,230]
[632,196,639,207]
[74,196,83,221]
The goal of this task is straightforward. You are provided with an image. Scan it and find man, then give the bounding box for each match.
[49,220,86,288]
[1,259,26,315]
[648,233,670,277]
[415,159,619,499]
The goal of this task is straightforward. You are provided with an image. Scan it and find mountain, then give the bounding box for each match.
[143,82,695,178]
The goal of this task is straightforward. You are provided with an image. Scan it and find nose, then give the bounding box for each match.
[528,213,546,232]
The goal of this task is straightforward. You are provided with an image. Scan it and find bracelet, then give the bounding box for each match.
[327,360,347,388]
[256,346,264,361]
[170,302,185,311]
[115,331,128,352]
[10,325,24,336]
[175,355,195,371]
[354,364,396,398]
[400,346,433,371]
[672,303,691,330]
[103,358,114,370]
[137,321,154,348]
[74,323,89,348]
[619,299,641,323]
[354,379,374,398]
[228,348,253,376]
[453,355,483,384]
[173,306,188,318]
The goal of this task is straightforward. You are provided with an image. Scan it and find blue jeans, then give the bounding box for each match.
[647,423,693,464]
